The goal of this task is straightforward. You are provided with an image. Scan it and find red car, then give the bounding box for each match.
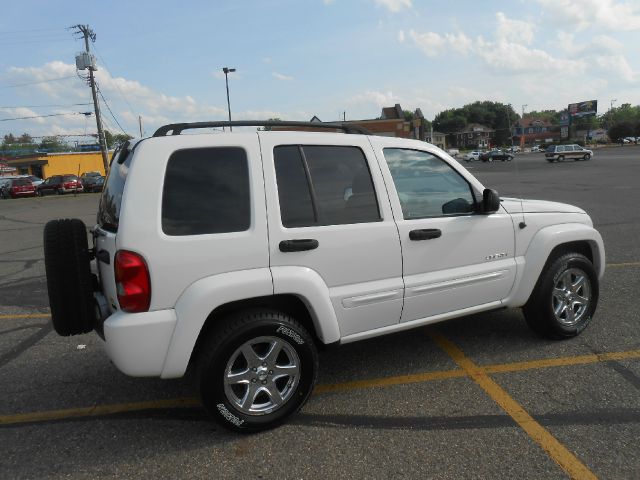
[37,175,84,196]
[1,178,37,199]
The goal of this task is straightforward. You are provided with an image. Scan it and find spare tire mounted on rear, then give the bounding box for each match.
[43,219,96,336]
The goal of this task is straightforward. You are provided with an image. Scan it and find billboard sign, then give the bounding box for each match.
[568,100,597,118]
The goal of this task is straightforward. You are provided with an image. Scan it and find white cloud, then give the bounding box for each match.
[348,90,399,108]
[373,0,412,13]
[272,72,294,81]
[496,12,536,45]
[408,30,446,57]
[2,61,229,136]
[536,0,640,31]
[398,30,405,43]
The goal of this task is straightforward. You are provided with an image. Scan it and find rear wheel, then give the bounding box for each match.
[43,219,96,336]
[198,310,318,432]
[558,155,565,162]
[523,253,598,339]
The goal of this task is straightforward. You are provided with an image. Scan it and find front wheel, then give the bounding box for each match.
[523,253,598,339]
[584,154,591,160]
[558,155,565,162]
[198,310,318,432]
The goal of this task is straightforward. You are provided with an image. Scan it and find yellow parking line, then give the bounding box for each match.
[314,369,466,395]
[485,350,640,374]
[0,313,50,319]
[428,330,597,480]
[606,261,640,268]
[0,397,200,426]
[1,347,639,427]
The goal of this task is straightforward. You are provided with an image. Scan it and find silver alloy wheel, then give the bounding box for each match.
[224,336,300,416]
[552,268,591,326]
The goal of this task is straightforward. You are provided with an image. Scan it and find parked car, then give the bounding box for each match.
[530,145,543,152]
[0,177,37,199]
[81,172,103,192]
[43,120,605,433]
[463,151,482,162]
[37,175,84,196]
[480,150,514,162]
[545,144,593,162]
[20,175,44,186]
[86,176,105,193]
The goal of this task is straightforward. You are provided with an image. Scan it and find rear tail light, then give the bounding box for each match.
[114,250,151,312]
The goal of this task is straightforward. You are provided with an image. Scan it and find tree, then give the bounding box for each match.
[18,133,33,144]
[259,118,282,131]
[104,130,133,149]
[39,136,69,153]
[433,101,518,147]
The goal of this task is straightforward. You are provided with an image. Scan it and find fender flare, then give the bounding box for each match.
[160,268,273,378]
[506,223,605,307]
[271,266,341,345]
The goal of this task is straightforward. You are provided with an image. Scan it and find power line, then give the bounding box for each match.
[0,102,92,109]
[96,85,128,135]
[92,45,138,121]
[0,112,92,122]
[0,75,77,89]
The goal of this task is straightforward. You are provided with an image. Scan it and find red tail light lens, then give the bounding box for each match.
[114,250,151,313]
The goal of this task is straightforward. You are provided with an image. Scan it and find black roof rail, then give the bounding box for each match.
[152,120,371,137]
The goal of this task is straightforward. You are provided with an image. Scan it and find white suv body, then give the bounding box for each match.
[45,122,605,431]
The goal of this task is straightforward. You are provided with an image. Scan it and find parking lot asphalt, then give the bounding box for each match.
[1,145,639,479]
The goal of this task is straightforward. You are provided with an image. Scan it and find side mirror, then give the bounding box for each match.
[480,188,500,214]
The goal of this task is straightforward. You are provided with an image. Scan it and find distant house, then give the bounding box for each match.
[454,123,494,149]
[515,117,560,146]
[273,103,441,145]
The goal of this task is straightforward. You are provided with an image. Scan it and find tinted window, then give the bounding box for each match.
[98,149,133,232]
[63,175,78,182]
[274,145,380,227]
[273,146,315,227]
[383,149,475,219]
[162,147,250,236]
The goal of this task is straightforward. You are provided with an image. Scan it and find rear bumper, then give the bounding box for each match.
[103,309,177,377]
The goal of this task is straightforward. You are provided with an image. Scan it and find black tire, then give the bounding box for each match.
[198,309,318,432]
[558,155,565,162]
[36,189,43,197]
[43,219,96,336]
[523,253,598,339]
[546,158,555,163]
[584,154,591,160]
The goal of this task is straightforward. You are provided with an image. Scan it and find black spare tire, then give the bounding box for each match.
[43,219,95,336]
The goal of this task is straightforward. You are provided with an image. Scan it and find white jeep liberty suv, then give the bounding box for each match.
[43,121,605,432]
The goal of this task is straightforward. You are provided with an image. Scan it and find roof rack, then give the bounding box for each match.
[152,121,371,137]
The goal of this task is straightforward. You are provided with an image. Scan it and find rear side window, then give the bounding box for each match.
[162,147,250,236]
[274,145,380,227]
[98,149,133,232]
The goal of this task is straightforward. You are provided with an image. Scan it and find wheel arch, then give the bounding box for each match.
[506,224,605,307]
[188,293,323,374]
[160,266,340,379]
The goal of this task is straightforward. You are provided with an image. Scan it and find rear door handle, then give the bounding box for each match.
[279,239,319,252]
[409,229,442,241]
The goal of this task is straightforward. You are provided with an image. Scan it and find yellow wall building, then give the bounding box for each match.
[4,151,111,179]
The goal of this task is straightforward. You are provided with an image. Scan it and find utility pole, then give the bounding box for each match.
[138,115,144,137]
[521,104,527,148]
[72,24,109,173]
[222,67,235,131]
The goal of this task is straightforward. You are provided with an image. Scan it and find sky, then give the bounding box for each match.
[0,0,639,141]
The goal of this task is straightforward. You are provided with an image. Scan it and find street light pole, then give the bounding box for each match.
[223,67,236,132]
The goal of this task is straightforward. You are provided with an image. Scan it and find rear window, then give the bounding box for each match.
[161,147,250,236]
[97,147,133,232]
[63,175,78,182]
